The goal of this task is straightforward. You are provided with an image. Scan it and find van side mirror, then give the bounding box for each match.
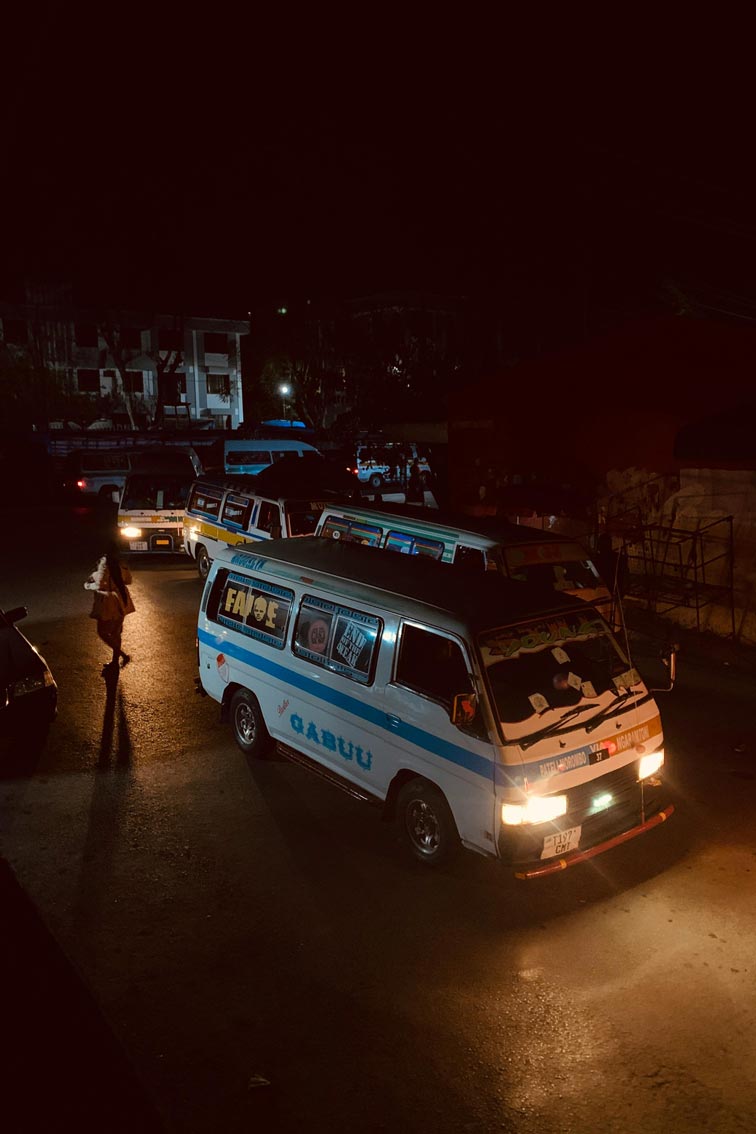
[111,490,120,504]
[451,692,478,726]
[4,605,28,625]
[651,643,678,692]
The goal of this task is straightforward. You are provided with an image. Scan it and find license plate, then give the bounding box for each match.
[155,539,170,546]
[130,541,148,551]
[541,825,582,859]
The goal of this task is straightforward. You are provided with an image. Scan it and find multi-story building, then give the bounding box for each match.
[0,291,250,429]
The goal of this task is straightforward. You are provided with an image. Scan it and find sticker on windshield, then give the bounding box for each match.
[581,680,597,698]
[528,692,550,713]
[567,671,582,690]
[614,668,641,689]
[481,616,606,661]
[552,647,570,664]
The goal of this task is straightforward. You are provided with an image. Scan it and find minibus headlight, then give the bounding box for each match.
[502,794,568,826]
[121,526,143,539]
[638,750,664,780]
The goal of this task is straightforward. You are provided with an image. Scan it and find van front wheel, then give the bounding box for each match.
[230,689,271,757]
[197,546,211,581]
[397,779,459,867]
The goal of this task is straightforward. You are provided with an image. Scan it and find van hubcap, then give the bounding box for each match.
[406,800,440,854]
[237,704,256,743]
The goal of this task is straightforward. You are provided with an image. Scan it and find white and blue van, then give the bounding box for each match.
[196,538,674,877]
[183,476,331,579]
[223,437,319,476]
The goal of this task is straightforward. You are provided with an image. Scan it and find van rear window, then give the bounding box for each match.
[215,572,293,648]
[227,449,271,467]
[293,596,381,684]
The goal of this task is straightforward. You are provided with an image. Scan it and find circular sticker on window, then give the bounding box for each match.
[216,653,229,682]
[307,620,329,653]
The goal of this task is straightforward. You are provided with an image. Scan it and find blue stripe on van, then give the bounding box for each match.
[198,626,494,780]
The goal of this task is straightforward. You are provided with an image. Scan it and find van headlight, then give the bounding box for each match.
[121,526,143,539]
[12,670,55,697]
[639,750,664,779]
[502,794,568,826]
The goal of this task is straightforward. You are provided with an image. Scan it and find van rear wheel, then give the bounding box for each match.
[230,689,271,757]
[397,779,459,867]
[197,545,211,581]
[369,473,383,489]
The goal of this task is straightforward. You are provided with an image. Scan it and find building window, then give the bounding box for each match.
[75,325,99,347]
[120,327,143,349]
[2,318,28,344]
[207,373,230,396]
[159,328,182,351]
[204,331,228,353]
[77,368,100,393]
[126,370,144,393]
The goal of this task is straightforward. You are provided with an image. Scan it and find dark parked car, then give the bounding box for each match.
[0,606,57,738]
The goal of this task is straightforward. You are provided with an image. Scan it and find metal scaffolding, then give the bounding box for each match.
[620,516,736,636]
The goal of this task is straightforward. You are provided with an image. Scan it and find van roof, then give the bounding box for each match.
[189,475,348,506]
[318,501,589,549]
[213,537,599,630]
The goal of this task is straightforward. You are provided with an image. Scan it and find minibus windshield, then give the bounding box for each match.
[478,612,642,741]
[122,475,193,510]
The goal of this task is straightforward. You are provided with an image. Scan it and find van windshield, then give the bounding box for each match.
[122,475,192,510]
[478,612,640,736]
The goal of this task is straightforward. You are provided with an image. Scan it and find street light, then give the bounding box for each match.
[279,384,290,420]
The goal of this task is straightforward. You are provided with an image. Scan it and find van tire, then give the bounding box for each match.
[369,473,383,490]
[197,546,211,581]
[230,689,271,757]
[397,778,460,867]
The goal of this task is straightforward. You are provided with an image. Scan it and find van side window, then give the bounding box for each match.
[256,501,280,535]
[222,494,253,529]
[321,515,348,540]
[319,515,381,546]
[346,521,382,546]
[395,625,472,708]
[213,571,293,648]
[188,485,223,518]
[454,545,486,571]
[293,596,381,685]
[413,535,444,560]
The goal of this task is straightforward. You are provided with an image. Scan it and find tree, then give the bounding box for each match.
[98,324,139,429]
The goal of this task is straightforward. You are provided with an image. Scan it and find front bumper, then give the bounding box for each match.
[498,764,674,879]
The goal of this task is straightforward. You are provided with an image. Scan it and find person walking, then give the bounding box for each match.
[84,548,136,675]
[405,460,425,504]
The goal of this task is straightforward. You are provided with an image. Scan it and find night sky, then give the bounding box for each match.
[2,9,754,325]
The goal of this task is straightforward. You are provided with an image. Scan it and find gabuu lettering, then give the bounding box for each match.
[290,713,373,772]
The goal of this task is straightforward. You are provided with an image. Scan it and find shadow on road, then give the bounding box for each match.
[0,857,164,1133]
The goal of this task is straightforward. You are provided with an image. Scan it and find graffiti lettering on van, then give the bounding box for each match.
[290,713,373,771]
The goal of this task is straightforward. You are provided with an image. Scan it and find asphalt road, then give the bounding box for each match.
[1,504,755,1133]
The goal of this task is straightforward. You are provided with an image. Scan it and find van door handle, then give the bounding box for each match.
[386,714,402,730]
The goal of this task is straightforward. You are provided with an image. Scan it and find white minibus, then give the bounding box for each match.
[196,538,674,878]
[183,476,330,579]
[116,450,203,555]
[314,501,614,620]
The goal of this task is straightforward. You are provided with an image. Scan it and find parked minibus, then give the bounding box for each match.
[183,476,333,579]
[223,437,319,476]
[314,501,614,619]
[115,450,203,554]
[196,538,674,878]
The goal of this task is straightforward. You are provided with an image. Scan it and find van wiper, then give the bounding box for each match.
[584,689,646,733]
[519,703,600,750]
